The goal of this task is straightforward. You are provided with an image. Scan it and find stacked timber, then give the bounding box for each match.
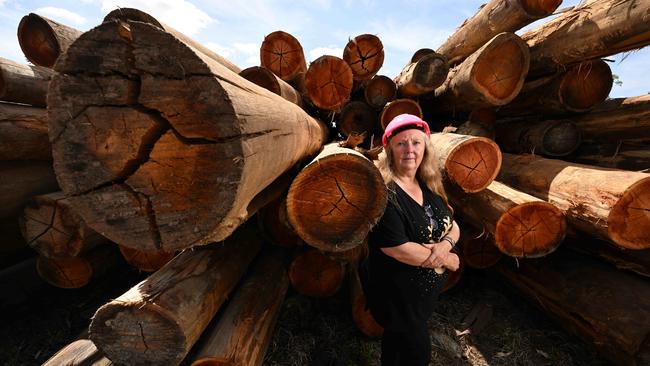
[17,13,82,68]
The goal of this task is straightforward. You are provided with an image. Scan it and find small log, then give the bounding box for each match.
[0,161,59,219]
[17,13,82,68]
[410,48,435,63]
[495,119,581,157]
[20,191,107,258]
[260,30,307,92]
[498,153,650,250]
[349,267,383,338]
[286,143,387,252]
[0,57,53,107]
[437,0,561,66]
[522,0,650,79]
[289,248,346,298]
[571,95,650,141]
[430,32,530,116]
[338,101,377,138]
[342,34,384,81]
[0,102,50,160]
[118,246,175,272]
[37,244,118,289]
[429,132,502,193]
[43,339,112,366]
[566,237,650,278]
[460,229,503,269]
[448,181,566,258]
[568,139,650,172]
[304,55,353,111]
[364,75,396,110]
[394,52,449,97]
[379,98,422,129]
[239,66,303,107]
[89,224,263,366]
[190,250,289,366]
[257,196,302,247]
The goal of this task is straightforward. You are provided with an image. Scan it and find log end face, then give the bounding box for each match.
[462,235,503,269]
[18,13,59,68]
[446,137,502,193]
[260,31,306,81]
[364,75,396,109]
[343,34,385,81]
[36,255,92,288]
[380,99,422,130]
[608,177,650,250]
[413,53,449,91]
[289,250,345,297]
[239,66,282,95]
[560,60,613,112]
[541,121,581,156]
[521,0,563,17]
[304,55,353,111]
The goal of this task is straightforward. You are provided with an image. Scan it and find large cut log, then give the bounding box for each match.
[343,34,384,81]
[289,248,346,298]
[37,244,118,289]
[20,191,107,258]
[48,20,328,251]
[89,224,263,366]
[0,161,59,219]
[257,196,303,247]
[566,237,650,278]
[429,133,502,193]
[429,32,529,117]
[569,139,650,172]
[103,8,240,74]
[349,267,383,338]
[437,0,562,66]
[239,66,302,106]
[364,75,396,110]
[260,30,307,92]
[495,249,650,366]
[286,143,387,252]
[304,55,353,111]
[338,101,377,138]
[0,57,53,107]
[448,181,566,258]
[379,98,422,129]
[570,95,650,141]
[118,245,175,272]
[0,102,50,160]
[43,339,112,366]
[17,13,82,68]
[394,52,449,97]
[498,153,650,250]
[522,0,650,79]
[190,250,288,366]
[495,119,581,157]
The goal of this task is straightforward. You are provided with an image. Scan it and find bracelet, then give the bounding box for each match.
[442,236,456,249]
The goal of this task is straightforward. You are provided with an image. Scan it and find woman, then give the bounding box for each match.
[366,113,460,366]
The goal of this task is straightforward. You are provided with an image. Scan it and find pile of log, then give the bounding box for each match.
[2,1,649,365]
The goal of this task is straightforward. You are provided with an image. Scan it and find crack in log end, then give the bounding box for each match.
[138,322,149,353]
[120,183,162,250]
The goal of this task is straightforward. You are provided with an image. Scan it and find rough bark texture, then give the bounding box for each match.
[287,144,386,252]
[49,20,327,252]
[498,153,650,250]
[0,161,59,219]
[364,75,396,110]
[0,57,53,107]
[17,13,82,68]
[0,102,50,160]
[36,244,117,289]
[338,101,377,138]
[289,248,346,298]
[89,224,263,366]
[304,55,353,111]
[343,34,384,81]
[349,267,383,338]
[395,52,449,97]
[118,245,175,272]
[190,250,288,366]
[495,119,581,157]
[239,66,303,107]
[260,30,307,92]
[571,95,650,141]
[43,339,113,366]
[380,98,422,129]
[437,0,562,66]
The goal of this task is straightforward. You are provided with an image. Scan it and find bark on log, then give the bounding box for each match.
[338,101,377,138]
[289,248,346,298]
[343,34,384,81]
[20,191,107,258]
[239,66,303,107]
[569,139,650,172]
[118,245,175,272]
[349,267,383,338]
[0,57,53,107]
[498,153,650,250]
[37,244,118,289]
[190,250,288,366]
[49,20,327,251]
[522,0,650,79]
[17,13,82,68]
[0,102,50,160]
[43,339,113,366]
[495,119,581,157]
[257,196,302,247]
[304,55,353,111]
[571,95,650,141]
[448,181,566,258]
[260,30,307,92]
[286,143,387,252]
[0,161,59,219]
[379,98,422,129]
[364,75,396,110]
[394,52,449,97]
[566,237,650,278]
[429,133,502,193]
[89,224,263,366]
[495,249,650,366]
[430,32,530,116]
[437,0,561,66]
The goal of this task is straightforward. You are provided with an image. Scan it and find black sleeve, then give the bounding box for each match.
[369,200,410,248]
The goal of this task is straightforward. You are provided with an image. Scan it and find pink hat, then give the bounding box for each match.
[382,114,430,147]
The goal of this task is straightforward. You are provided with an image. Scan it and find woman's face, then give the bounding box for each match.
[389,129,427,175]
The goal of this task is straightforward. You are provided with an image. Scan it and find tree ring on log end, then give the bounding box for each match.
[521,0,563,17]
[541,120,581,156]
[339,101,377,137]
[495,202,566,258]
[343,34,385,81]
[17,14,60,68]
[239,66,281,95]
[260,31,306,81]
[559,60,613,112]
[364,75,396,109]
[119,245,175,272]
[380,98,422,130]
[36,256,92,288]
[445,137,502,193]
[608,177,650,250]
[289,249,345,297]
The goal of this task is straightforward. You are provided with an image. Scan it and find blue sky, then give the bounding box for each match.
[0,0,647,97]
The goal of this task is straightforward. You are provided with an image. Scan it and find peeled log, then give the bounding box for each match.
[380,98,422,129]
[260,30,307,92]
[89,224,263,366]
[43,339,112,366]
[286,143,387,252]
[448,181,566,258]
[429,133,502,193]
[118,245,175,272]
[571,95,650,141]
[304,55,353,111]
[349,267,383,338]
[239,66,302,107]
[0,102,50,160]
[49,20,327,252]
[364,75,396,110]
[0,161,59,219]
[522,0,650,79]
[498,153,650,250]
[495,249,650,366]
[17,13,82,68]
[430,32,529,116]
[495,119,581,157]
[338,101,377,138]
[289,248,346,298]
[394,52,449,97]
[37,244,118,289]
[0,57,53,107]
[190,250,288,366]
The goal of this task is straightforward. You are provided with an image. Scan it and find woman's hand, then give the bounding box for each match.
[443,252,460,272]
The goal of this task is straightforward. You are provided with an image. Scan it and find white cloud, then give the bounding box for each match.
[101,0,213,36]
[34,7,87,26]
[0,0,6,7]
[309,46,343,61]
[204,42,234,59]
[233,42,258,55]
